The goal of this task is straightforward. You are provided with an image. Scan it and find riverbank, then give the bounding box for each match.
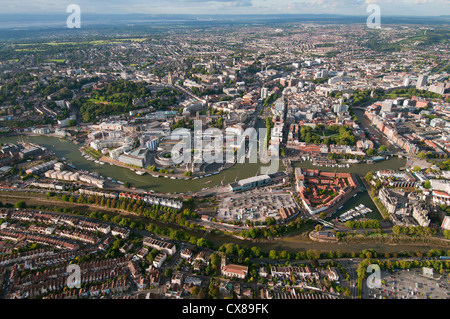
[4,190,449,255]
[360,177,390,220]
[292,157,407,176]
[1,135,267,193]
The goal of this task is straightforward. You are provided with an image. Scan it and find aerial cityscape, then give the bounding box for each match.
[0,1,450,306]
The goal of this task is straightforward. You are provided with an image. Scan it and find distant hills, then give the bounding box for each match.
[0,13,449,29]
[0,13,448,41]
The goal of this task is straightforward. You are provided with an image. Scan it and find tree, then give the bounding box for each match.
[444,230,450,240]
[423,180,431,189]
[269,250,278,259]
[210,253,221,269]
[190,286,200,296]
[14,201,26,209]
[208,279,219,299]
[379,145,387,152]
[196,238,208,247]
[364,171,374,181]
[265,217,276,226]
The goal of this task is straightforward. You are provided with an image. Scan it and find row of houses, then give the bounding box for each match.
[5,209,112,234]
[43,169,105,188]
[0,230,79,250]
[25,160,57,175]
[259,288,337,299]
[11,278,130,299]
[8,256,132,299]
[119,192,183,210]
[269,266,319,280]
[78,188,117,199]
[22,251,77,270]
[55,229,99,245]
[19,266,126,288]
[47,279,130,299]
[142,237,176,256]
[0,249,54,267]
[366,111,419,154]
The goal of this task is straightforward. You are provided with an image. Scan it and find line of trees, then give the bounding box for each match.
[239,217,311,239]
[392,225,437,237]
[58,193,202,232]
[344,219,381,229]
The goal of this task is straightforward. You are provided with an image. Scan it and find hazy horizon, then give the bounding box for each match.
[0,0,448,16]
[0,12,448,29]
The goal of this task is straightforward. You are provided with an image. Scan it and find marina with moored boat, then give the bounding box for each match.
[338,204,373,222]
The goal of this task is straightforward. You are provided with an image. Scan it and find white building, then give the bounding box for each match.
[442,216,450,230]
[153,252,167,268]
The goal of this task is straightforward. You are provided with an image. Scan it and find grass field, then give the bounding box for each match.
[87,98,126,107]
[16,38,148,47]
[45,59,67,63]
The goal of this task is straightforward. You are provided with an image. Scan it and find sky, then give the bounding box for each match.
[0,0,449,16]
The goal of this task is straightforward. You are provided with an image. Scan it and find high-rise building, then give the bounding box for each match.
[416,74,428,89]
[333,104,348,114]
[381,100,393,113]
[260,87,269,99]
[403,77,410,87]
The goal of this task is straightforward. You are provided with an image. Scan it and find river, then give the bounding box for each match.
[293,156,406,176]
[2,135,277,193]
[353,108,400,152]
[2,129,438,254]
[2,112,405,189]
[2,107,405,201]
[2,108,406,217]
[289,108,407,221]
